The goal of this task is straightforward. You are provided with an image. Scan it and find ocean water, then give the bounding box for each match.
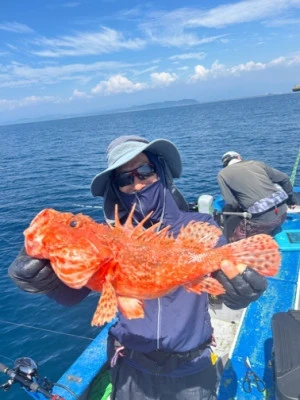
[0,93,299,399]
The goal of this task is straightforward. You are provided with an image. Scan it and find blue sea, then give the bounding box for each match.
[0,93,299,399]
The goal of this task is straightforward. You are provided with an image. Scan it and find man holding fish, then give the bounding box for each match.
[9,136,271,400]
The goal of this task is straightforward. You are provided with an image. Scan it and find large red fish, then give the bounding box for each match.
[24,207,281,326]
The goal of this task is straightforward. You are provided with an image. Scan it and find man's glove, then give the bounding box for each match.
[286,194,297,206]
[8,246,61,294]
[213,267,267,309]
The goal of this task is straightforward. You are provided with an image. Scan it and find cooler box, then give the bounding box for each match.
[272,311,300,400]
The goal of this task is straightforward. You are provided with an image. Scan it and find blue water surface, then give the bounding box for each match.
[0,93,299,399]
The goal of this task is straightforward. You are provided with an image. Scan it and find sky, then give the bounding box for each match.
[1,0,300,124]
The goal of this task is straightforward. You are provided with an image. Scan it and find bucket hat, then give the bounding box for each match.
[91,135,182,197]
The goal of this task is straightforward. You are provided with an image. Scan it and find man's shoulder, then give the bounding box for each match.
[245,160,265,167]
[217,169,225,178]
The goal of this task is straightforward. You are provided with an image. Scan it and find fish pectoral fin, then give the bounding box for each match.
[185,276,225,295]
[117,296,145,320]
[91,280,117,326]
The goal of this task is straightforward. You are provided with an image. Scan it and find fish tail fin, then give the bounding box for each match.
[177,221,222,250]
[91,280,117,326]
[223,234,281,278]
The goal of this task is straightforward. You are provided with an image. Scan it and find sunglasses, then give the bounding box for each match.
[115,163,156,188]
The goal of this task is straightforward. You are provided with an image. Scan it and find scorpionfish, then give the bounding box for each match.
[24,206,281,326]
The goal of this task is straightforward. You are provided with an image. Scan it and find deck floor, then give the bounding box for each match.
[209,303,244,361]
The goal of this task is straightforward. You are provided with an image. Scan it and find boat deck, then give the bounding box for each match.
[209,305,244,362]
[216,211,300,399]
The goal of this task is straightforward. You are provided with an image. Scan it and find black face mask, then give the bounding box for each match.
[116,152,167,226]
[117,179,165,227]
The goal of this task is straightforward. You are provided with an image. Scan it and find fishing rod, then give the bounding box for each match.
[0,357,78,400]
[290,148,300,186]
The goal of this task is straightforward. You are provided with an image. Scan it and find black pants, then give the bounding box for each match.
[230,207,287,242]
[111,358,218,400]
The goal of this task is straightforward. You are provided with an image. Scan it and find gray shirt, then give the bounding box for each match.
[217,160,293,211]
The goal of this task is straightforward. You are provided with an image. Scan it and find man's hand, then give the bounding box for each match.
[8,246,60,293]
[287,194,297,209]
[214,267,267,309]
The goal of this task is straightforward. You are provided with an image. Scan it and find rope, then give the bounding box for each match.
[290,148,300,186]
[0,319,94,341]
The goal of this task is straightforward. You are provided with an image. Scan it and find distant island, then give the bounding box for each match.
[124,99,199,112]
[4,99,200,126]
[5,93,296,126]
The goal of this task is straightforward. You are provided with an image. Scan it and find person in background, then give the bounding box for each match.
[218,151,297,242]
[9,136,267,400]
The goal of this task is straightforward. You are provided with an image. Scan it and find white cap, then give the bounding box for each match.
[221,151,241,167]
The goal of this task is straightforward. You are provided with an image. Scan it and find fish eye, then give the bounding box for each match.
[70,220,77,228]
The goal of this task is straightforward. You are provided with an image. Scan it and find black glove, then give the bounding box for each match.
[213,267,267,309]
[8,246,61,294]
[286,194,297,206]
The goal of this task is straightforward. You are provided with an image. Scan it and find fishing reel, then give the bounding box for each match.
[0,357,39,391]
[0,358,62,399]
[14,357,39,380]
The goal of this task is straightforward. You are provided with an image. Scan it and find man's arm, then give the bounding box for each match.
[217,173,239,209]
[264,164,294,195]
[263,164,297,207]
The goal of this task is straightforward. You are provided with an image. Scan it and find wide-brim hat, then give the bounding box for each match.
[91,135,182,197]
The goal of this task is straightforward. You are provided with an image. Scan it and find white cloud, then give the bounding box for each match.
[0,95,58,111]
[0,22,33,33]
[190,65,210,80]
[70,89,91,100]
[169,52,206,61]
[230,61,266,73]
[91,75,148,95]
[139,0,300,48]
[0,60,133,89]
[1,52,300,114]
[32,27,145,57]
[151,72,178,86]
[189,54,300,81]
[143,25,226,48]
[131,66,158,76]
[269,54,300,66]
[165,0,300,29]
[264,17,300,26]
[190,60,262,81]
[190,61,229,81]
